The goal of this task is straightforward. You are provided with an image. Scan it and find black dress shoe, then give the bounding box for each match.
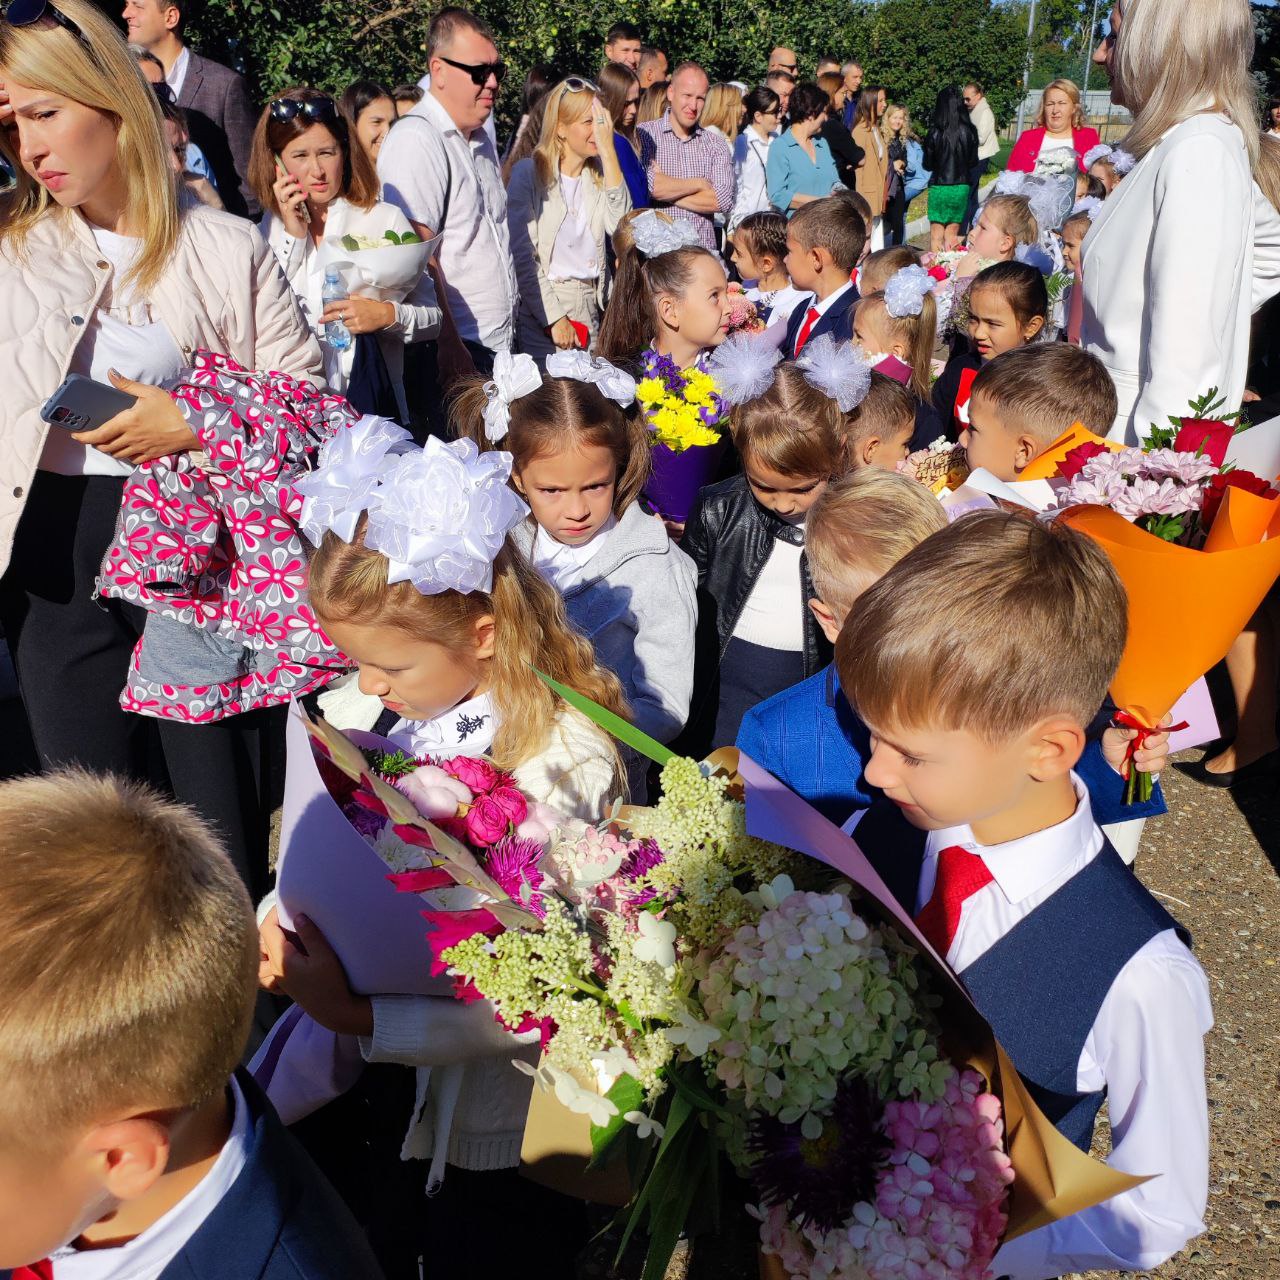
[1175,747,1280,788]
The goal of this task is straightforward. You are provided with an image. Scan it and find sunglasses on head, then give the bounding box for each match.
[4,0,96,58]
[564,76,600,95]
[270,95,340,125]
[438,54,506,87]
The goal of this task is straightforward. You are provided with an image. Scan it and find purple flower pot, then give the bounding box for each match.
[645,439,728,524]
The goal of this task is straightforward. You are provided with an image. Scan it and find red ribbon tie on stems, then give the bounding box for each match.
[1112,709,1189,804]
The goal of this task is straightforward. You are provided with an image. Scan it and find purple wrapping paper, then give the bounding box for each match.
[645,439,728,524]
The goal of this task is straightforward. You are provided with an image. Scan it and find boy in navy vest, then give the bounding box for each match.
[0,771,383,1280]
[837,510,1211,1279]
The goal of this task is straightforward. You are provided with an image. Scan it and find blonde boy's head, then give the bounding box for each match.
[805,468,948,640]
[0,771,256,1265]
[836,511,1126,830]
[963,345,1118,481]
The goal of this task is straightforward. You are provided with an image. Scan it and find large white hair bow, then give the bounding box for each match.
[363,437,529,595]
[544,349,637,407]
[296,415,412,547]
[1110,147,1136,175]
[1081,143,1112,170]
[706,334,783,406]
[1072,195,1103,221]
[883,264,935,318]
[992,169,1029,197]
[795,334,873,412]
[482,351,543,442]
[630,209,702,258]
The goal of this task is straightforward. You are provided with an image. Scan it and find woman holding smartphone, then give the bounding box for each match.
[506,77,629,360]
[0,0,321,895]
[252,86,441,422]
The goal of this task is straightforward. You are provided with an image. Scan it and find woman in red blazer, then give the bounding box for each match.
[1007,78,1100,173]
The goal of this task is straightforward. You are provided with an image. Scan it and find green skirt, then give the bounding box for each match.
[928,183,970,224]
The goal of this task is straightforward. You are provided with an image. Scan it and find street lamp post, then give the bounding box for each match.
[1015,0,1039,137]
[1081,0,1102,95]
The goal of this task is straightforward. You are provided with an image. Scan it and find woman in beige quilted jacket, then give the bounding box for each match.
[0,0,322,898]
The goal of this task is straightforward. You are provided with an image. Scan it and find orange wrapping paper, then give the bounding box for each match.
[1019,423,1124,482]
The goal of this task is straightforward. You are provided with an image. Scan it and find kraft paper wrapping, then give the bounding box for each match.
[1019,422,1124,481]
[1060,486,1280,726]
[520,752,1143,1240]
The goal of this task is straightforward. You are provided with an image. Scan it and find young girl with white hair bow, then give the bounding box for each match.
[454,349,698,768]
[256,418,628,1220]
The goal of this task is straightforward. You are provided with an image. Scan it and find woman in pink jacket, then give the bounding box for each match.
[1007,79,1100,174]
[0,0,322,899]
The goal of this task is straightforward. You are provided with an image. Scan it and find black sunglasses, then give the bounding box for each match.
[438,54,506,87]
[1095,20,1116,47]
[4,0,96,58]
[270,96,340,125]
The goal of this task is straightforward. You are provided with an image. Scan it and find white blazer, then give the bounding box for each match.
[729,128,773,230]
[1081,113,1280,443]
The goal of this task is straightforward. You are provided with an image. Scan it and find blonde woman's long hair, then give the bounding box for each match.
[533,81,601,190]
[1112,0,1280,207]
[699,83,743,144]
[1035,78,1086,131]
[881,103,916,143]
[0,0,179,295]
[308,530,631,778]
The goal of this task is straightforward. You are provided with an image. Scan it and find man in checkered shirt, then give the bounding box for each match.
[636,62,735,250]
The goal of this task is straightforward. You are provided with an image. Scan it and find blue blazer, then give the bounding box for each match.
[736,662,1166,830]
[782,284,858,359]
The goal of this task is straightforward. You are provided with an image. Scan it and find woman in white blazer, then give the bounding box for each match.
[1081,0,1280,444]
[507,79,630,361]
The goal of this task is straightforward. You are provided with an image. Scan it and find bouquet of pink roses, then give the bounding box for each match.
[726,281,766,336]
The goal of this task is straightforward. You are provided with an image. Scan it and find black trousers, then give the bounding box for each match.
[884,189,908,246]
[0,471,277,901]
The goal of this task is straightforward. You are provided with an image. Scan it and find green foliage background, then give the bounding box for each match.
[189,0,1029,133]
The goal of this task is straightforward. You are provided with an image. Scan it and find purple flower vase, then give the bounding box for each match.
[645,439,728,525]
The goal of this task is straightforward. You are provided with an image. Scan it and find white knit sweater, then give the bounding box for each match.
[318,678,622,1181]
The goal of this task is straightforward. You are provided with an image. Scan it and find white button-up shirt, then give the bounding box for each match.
[165,45,191,99]
[914,779,1213,1279]
[376,83,516,353]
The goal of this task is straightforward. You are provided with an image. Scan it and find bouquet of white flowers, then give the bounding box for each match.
[317,222,439,304]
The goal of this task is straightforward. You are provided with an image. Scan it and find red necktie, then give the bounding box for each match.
[914,844,993,958]
[12,1262,54,1280]
[794,305,820,355]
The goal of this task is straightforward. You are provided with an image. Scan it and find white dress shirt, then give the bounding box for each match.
[546,174,599,281]
[913,778,1213,1279]
[50,1077,251,1280]
[390,690,497,758]
[808,278,854,322]
[164,46,191,100]
[530,513,616,592]
[729,128,774,230]
[377,86,516,353]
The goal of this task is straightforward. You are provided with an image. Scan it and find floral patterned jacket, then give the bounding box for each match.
[97,352,352,722]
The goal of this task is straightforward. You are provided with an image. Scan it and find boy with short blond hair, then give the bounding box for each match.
[962,344,1118,481]
[781,196,866,357]
[837,511,1210,1278]
[0,770,381,1279]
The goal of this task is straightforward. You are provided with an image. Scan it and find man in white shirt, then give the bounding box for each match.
[377,6,517,397]
[961,81,1000,235]
[121,0,258,217]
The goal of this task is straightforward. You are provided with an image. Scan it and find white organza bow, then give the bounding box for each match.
[482,351,543,442]
[630,209,702,258]
[706,333,782,406]
[544,349,637,407]
[883,264,935,318]
[796,335,873,412]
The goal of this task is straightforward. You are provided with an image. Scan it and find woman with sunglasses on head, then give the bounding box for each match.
[252,86,441,422]
[597,59,648,209]
[0,0,321,895]
[506,78,629,360]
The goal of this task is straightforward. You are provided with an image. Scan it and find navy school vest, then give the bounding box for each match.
[852,800,1191,1151]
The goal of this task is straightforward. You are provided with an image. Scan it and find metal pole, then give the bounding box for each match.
[1015,0,1039,137]
[1081,0,1101,95]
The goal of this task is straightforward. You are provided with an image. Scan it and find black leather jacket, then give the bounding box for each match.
[923,121,979,186]
[679,475,833,749]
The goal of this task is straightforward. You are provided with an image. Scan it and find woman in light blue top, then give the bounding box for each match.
[764,81,840,217]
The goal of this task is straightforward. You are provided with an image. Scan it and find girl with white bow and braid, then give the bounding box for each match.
[257,420,628,1220]
[852,263,950,447]
[679,335,869,752]
[455,350,698,762]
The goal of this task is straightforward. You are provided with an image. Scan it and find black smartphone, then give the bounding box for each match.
[41,373,137,432]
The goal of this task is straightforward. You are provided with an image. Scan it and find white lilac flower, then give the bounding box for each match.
[623,1110,666,1140]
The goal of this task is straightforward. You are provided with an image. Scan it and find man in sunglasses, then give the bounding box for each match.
[767,46,799,77]
[121,0,257,217]
[377,5,516,410]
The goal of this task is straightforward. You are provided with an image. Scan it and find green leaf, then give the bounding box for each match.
[615,1089,695,1262]
[399,231,422,243]
[383,228,400,243]
[532,667,674,766]
[339,234,360,252]
[588,1073,645,1167]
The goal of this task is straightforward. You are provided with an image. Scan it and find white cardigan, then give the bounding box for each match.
[1080,113,1280,443]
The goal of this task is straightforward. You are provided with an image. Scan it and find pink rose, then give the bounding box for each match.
[463,794,510,847]
[487,785,527,828]
[441,755,501,793]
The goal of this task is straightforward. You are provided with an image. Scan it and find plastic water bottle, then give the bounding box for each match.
[321,267,352,352]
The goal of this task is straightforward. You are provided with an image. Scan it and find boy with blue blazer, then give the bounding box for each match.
[737,470,1171,832]
[0,772,383,1280]
[835,509,1210,1278]
[781,197,863,358]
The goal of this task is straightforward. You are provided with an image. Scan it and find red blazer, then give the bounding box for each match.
[1007,125,1101,174]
